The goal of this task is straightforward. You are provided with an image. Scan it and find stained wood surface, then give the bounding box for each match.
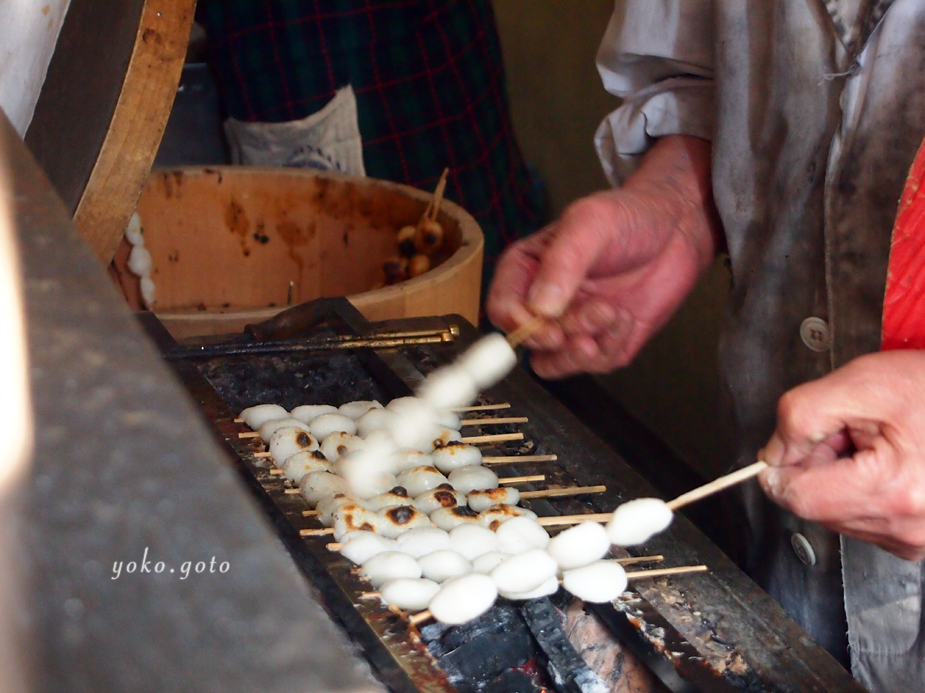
[74,0,195,264]
[125,167,483,339]
[26,0,195,265]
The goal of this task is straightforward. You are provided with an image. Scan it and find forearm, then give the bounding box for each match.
[621,134,724,270]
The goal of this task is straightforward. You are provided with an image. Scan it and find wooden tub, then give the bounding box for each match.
[115,167,484,339]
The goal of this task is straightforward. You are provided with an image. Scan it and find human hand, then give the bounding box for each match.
[759,350,925,560]
[486,135,721,378]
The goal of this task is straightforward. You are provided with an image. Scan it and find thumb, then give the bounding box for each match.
[526,199,617,318]
[761,354,904,467]
[759,449,885,523]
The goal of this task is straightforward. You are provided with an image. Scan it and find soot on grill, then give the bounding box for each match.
[196,349,391,412]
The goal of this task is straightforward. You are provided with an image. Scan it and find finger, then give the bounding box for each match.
[521,321,566,351]
[557,299,619,338]
[538,334,612,377]
[529,311,635,379]
[486,232,551,332]
[759,449,892,523]
[526,204,615,318]
[761,357,903,467]
[588,315,636,371]
[530,349,583,380]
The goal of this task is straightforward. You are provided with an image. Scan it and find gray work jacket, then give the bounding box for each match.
[595,1,925,690]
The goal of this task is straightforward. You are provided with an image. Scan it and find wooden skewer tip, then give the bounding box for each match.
[460,432,524,445]
[499,474,545,485]
[625,565,708,580]
[459,416,529,426]
[615,555,664,566]
[482,454,557,464]
[537,512,612,527]
[449,403,511,412]
[666,460,768,511]
[505,314,547,348]
[408,610,433,626]
[519,485,606,500]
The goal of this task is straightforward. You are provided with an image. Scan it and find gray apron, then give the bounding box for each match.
[596,1,925,688]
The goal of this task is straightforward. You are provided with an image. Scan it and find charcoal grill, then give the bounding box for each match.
[139,298,865,693]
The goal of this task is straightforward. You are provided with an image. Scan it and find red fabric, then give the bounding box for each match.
[881,136,925,350]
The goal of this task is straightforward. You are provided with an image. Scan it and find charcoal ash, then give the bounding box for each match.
[482,669,542,693]
[197,351,391,412]
[419,602,544,692]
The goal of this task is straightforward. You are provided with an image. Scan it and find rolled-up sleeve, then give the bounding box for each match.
[595,0,715,185]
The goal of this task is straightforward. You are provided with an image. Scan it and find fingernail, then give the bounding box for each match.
[584,303,616,331]
[528,282,566,317]
[761,434,785,466]
[762,468,783,499]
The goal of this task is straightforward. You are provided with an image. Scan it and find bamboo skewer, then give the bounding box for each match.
[482,454,557,464]
[624,565,708,580]
[617,554,664,567]
[499,474,545,486]
[537,513,612,527]
[341,550,662,565]
[404,564,708,626]
[505,314,546,348]
[460,432,524,445]
[449,403,511,412]
[520,485,606,500]
[422,168,449,221]
[238,416,529,439]
[300,481,600,516]
[459,416,528,426]
[288,474,544,497]
[235,400,511,424]
[665,460,768,511]
[408,611,432,626]
[256,430,525,456]
[538,461,769,527]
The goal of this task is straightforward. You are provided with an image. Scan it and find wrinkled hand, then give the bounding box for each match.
[486,135,721,378]
[759,350,925,560]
